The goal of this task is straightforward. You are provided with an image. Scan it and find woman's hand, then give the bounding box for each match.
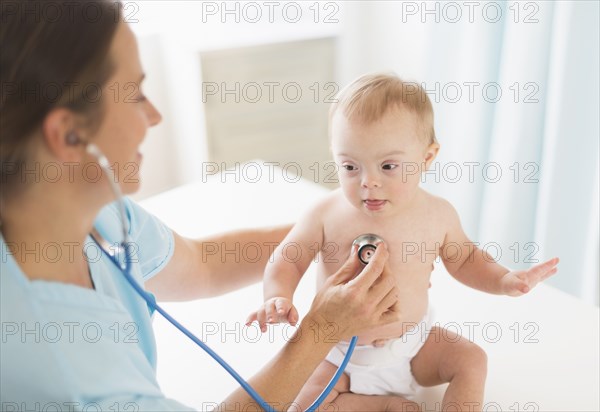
[222,243,399,409]
[305,242,400,342]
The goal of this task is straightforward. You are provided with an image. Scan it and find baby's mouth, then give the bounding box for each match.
[363,199,387,210]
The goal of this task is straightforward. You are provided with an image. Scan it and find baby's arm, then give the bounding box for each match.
[246,200,326,331]
[440,200,558,296]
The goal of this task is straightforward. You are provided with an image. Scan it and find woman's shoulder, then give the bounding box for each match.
[90,197,174,281]
[93,197,170,241]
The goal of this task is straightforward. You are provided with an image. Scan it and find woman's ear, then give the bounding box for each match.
[41,108,85,162]
[423,142,440,170]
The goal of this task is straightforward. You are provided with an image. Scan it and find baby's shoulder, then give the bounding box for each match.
[417,188,459,221]
[310,188,347,215]
[305,189,339,218]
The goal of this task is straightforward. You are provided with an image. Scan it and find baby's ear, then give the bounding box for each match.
[423,142,440,170]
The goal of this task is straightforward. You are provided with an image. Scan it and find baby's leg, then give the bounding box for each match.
[410,326,487,411]
[291,359,420,412]
[333,393,421,411]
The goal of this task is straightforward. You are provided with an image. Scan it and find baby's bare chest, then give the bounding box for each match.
[318,207,447,279]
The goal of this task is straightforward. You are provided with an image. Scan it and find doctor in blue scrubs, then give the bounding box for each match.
[0,1,400,410]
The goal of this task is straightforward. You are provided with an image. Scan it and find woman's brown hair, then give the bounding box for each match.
[0,0,122,198]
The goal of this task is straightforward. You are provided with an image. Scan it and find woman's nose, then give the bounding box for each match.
[146,99,162,127]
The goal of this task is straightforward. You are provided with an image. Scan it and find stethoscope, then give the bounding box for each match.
[77,139,382,411]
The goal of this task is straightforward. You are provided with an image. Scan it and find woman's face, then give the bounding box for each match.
[86,20,161,195]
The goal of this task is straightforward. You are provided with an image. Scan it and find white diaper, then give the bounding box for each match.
[325,309,432,400]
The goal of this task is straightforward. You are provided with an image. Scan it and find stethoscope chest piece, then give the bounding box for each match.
[352,234,385,265]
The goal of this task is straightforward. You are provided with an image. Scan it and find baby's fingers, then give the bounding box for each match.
[539,266,558,282]
[245,311,258,326]
[245,309,269,333]
[274,299,292,319]
[528,257,559,280]
[265,300,279,324]
[256,309,268,333]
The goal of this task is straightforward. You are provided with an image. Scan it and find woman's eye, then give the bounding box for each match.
[382,164,398,170]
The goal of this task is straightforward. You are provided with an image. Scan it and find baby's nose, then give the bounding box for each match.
[361,173,381,188]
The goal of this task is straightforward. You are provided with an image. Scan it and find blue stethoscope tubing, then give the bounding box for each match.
[95,231,357,412]
[85,143,357,412]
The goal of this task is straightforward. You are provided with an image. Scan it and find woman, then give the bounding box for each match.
[0,1,400,410]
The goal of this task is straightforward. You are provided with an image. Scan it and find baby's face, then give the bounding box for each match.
[331,108,436,217]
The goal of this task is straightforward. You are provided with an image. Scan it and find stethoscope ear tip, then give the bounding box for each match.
[85,142,99,155]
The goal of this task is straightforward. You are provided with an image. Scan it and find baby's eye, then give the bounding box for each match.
[342,164,357,171]
[382,164,398,170]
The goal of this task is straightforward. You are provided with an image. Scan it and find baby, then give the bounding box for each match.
[246,73,559,411]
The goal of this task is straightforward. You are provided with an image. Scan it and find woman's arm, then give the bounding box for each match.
[145,225,292,301]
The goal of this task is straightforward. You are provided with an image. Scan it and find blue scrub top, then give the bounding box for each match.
[0,197,194,410]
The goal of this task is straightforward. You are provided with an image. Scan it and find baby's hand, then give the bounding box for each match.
[501,257,559,297]
[245,297,299,332]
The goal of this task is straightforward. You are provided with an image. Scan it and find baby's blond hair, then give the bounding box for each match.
[330,73,437,145]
